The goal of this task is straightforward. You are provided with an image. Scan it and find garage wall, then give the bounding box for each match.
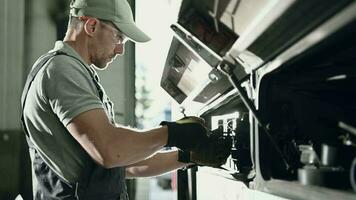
[24,0,58,75]
[0,0,32,199]
[0,0,25,130]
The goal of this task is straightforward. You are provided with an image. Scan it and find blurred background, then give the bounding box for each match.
[0,0,182,199]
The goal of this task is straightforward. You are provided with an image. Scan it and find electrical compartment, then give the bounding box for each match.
[160,0,356,199]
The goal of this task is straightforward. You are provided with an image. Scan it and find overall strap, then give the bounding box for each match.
[21,51,65,137]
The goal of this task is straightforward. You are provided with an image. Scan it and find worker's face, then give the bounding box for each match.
[91,19,128,69]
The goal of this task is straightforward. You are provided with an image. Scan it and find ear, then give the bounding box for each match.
[80,16,99,37]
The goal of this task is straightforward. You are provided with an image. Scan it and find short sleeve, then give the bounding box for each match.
[42,56,104,126]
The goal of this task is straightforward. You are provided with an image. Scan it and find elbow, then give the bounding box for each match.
[92,133,128,168]
[86,145,121,168]
[94,155,120,169]
[88,151,115,169]
[89,127,137,168]
[99,147,129,168]
[100,154,123,168]
[101,159,117,169]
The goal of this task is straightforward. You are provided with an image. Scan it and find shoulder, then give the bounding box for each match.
[44,54,89,79]
[39,54,97,98]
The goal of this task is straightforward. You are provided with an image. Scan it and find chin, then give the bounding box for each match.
[93,60,111,70]
[92,63,108,70]
[92,57,114,70]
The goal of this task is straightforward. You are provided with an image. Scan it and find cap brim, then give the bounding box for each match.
[113,22,151,43]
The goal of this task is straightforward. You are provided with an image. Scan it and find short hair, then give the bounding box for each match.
[67,16,111,30]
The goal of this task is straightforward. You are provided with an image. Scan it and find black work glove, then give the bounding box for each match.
[179,127,231,168]
[160,116,208,151]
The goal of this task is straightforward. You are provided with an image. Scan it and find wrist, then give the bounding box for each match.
[177,149,190,163]
[160,125,169,147]
[160,121,177,147]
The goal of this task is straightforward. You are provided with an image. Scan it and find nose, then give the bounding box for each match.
[114,43,125,55]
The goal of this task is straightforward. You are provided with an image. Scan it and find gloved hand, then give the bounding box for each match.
[178,127,231,168]
[160,116,209,151]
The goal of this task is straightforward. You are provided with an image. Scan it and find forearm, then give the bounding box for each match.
[67,109,209,170]
[104,125,169,167]
[125,150,191,178]
[67,109,169,168]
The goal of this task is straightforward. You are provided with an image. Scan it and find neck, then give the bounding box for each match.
[63,29,91,65]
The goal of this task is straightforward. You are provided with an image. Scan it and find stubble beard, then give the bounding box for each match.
[92,57,111,70]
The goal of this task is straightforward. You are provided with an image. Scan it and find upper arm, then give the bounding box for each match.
[43,57,115,166]
[66,108,117,167]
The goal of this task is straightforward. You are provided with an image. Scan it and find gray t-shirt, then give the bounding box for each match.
[23,41,115,183]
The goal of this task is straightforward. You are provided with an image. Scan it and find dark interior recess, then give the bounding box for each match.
[257,22,356,189]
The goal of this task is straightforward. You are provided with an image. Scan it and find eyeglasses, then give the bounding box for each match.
[99,19,128,45]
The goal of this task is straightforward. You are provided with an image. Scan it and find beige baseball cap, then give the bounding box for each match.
[70,0,151,42]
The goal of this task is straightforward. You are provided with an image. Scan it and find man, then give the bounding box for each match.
[21,0,229,199]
